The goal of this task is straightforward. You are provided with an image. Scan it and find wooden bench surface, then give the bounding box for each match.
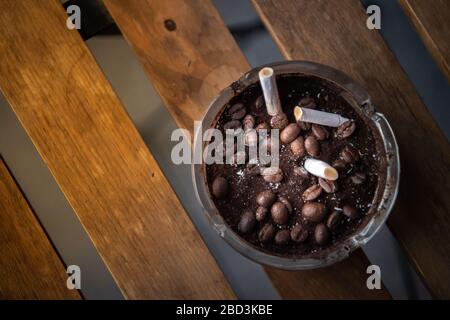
[104,0,389,299]
[252,0,450,298]
[0,158,80,300]
[0,0,234,299]
[399,0,450,82]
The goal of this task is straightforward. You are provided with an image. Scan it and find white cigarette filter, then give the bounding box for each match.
[304,158,339,181]
[259,67,283,116]
[294,106,349,127]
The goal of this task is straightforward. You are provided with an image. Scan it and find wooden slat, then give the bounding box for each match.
[399,0,450,82]
[0,158,80,300]
[0,0,234,299]
[104,0,390,299]
[252,0,450,299]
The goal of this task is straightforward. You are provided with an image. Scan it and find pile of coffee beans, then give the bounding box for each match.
[206,75,383,257]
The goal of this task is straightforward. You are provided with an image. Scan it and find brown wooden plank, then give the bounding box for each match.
[252,0,450,299]
[104,0,390,299]
[0,158,81,300]
[0,0,234,299]
[399,0,450,82]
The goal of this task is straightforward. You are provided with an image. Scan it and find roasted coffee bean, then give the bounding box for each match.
[290,137,305,157]
[271,202,289,224]
[270,113,289,130]
[211,176,228,199]
[314,223,330,245]
[255,95,264,109]
[244,130,258,147]
[223,120,241,130]
[243,114,255,131]
[327,211,343,230]
[280,123,301,144]
[259,223,275,243]
[278,196,293,214]
[336,121,356,139]
[350,172,366,184]
[302,184,323,201]
[293,166,309,179]
[238,210,256,234]
[340,145,360,164]
[256,190,277,208]
[332,159,347,171]
[297,121,311,131]
[256,122,270,133]
[255,206,268,221]
[343,205,360,219]
[246,163,261,176]
[311,124,329,140]
[302,202,327,222]
[261,167,283,183]
[229,103,246,120]
[274,229,290,245]
[290,224,309,243]
[305,135,320,156]
[319,178,338,193]
[299,96,316,109]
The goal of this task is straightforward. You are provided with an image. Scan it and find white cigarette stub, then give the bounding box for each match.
[294,106,349,127]
[259,67,282,116]
[304,158,339,181]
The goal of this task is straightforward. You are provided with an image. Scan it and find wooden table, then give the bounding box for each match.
[0,0,448,299]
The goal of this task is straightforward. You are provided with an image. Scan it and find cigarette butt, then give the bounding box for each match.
[259,67,282,116]
[294,106,349,127]
[304,158,339,181]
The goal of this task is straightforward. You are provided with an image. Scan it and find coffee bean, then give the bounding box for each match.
[256,122,270,133]
[246,163,261,176]
[290,224,309,243]
[305,135,320,156]
[256,190,277,208]
[280,123,301,144]
[302,202,327,222]
[327,211,342,230]
[223,120,241,130]
[342,205,360,219]
[211,176,228,199]
[319,178,338,193]
[229,103,246,120]
[332,159,347,171]
[312,124,329,140]
[255,206,268,221]
[259,223,275,243]
[314,223,330,245]
[293,166,309,179]
[340,145,359,164]
[238,210,256,234]
[290,137,305,157]
[336,121,356,139]
[271,202,289,224]
[243,114,255,131]
[274,229,290,245]
[299,96,316,109]
[302,184,323,201]
[297,121,311,131]
[255,95,264,109]
[350,172,366,184]
[244,130,258,147]
[261,167,283,183]
[278,196,293,214]
[270,113,289,130]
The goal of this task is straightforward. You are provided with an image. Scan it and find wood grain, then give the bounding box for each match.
[399,0,450,82]
[105,0,390,299]
[0,158,80,300]
[0,0,234,299]
[252,0,450,299]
